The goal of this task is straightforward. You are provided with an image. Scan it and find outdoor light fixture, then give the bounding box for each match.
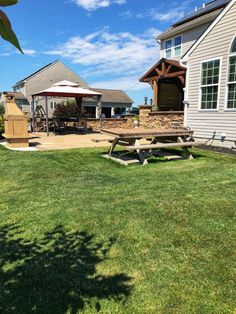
[150,99,153,106]
[144,96,148,105]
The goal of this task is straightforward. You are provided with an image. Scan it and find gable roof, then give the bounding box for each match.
[158,0,230,40]
[181,0,236,61]
[84,88,133,104]
[13,60,89,87]
[174,0,231,27]
[139,58,186,83]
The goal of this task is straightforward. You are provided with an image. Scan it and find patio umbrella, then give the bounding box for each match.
[32,80,102,136]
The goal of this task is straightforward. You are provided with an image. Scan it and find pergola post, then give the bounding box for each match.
[31,96,35,133]
[97,95,102,128]
[75,97,83,119]
[153,80,159,111]
[45,96,49,136]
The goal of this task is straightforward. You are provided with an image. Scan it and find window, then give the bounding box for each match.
[173,36,182,57]
[50,101,57,109]
[226,37,236,109]
[200,59,220,110]
[165,39,172,59]
[164,36,182,59]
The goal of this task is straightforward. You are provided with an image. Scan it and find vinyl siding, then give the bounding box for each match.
[160,22,211,60]
[187,1,236,143]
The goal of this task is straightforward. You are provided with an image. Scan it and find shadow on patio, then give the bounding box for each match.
[0,224,132,313]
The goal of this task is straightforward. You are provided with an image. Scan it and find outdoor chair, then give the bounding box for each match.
[53,118,66,135]
[77,118,87,134]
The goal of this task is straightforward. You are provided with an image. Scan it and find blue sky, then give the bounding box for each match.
[0,0,204,105]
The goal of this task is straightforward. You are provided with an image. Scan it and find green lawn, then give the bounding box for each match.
[0,145,235,314]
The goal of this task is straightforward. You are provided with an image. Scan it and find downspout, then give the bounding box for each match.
[183,61,189,127]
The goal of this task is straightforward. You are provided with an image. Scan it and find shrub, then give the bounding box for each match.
[0,104,4,136]
[53,101,80,120]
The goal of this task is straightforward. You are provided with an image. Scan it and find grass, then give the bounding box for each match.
[0,145,235,313]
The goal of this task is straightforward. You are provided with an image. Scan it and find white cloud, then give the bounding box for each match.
[119,1,193,23]
[119,10,144,19]
[149,8,185,22]
[46,28,161,80]
[91,76,150,91]
[73,0,126,11]
[23,49,36,56]
[0,47,36,56]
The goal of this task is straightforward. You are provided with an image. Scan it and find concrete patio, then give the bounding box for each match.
[29,132,113,151]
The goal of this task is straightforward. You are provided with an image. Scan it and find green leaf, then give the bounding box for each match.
[0,10,23,53]
[0,0,18,7]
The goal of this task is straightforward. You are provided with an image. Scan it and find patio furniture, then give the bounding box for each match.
[102,128,200,165]
[77,118,87,134]
[53,118,66,135]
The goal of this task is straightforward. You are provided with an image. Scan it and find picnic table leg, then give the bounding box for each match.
[134,139,148,165]
[108,138,119,156]
[182,147,194,160]
[177,136,194,159]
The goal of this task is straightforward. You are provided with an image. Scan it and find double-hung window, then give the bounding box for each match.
[173,36,182,57]
[226,37,236,109]
[165,40,172,59]
[164,36,182,59]
[200,59,220,110]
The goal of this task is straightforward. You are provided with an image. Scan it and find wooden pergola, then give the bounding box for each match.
[139,58,187,110]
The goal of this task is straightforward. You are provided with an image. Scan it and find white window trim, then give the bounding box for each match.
[198,57,222,112]
[164,35,183,59]
[225,35,236,111]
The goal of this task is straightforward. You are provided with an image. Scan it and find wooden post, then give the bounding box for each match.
[45,96,49,136]
[153,80,159,111]
[75,97,83,118]
[31,96,35,133]
[97,95,102,128]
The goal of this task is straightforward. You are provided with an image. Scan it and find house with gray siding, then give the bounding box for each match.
[142,0,236,148]
[11,60,133,118]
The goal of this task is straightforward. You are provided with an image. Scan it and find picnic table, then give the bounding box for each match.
[101,128,199,165]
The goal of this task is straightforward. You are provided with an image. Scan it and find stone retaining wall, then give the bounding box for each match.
[87,107,184,130]
[139,106,184,129]
[87,117,134,130]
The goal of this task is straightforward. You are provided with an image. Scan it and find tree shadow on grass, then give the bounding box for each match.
[0,224,132,313]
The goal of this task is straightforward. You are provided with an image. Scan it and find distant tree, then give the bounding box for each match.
[0,0,22,53]
[0,103,4,115]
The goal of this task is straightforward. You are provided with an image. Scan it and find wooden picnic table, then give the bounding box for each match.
[101,128,198,165]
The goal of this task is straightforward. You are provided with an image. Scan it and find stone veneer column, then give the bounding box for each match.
[139,105,152,128]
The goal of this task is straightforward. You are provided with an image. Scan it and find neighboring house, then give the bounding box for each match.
[141,0,236,148]
[83,88,133,118]
[0,92,30,115]
[10,60,132,118]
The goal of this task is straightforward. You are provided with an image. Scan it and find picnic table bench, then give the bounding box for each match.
[101,128,198,165]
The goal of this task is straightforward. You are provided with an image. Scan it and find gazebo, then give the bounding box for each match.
[31,80,102,136]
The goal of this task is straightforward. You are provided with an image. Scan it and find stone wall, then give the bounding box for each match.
[87,107,184,130]
[87,117,134,130]
[139,106,184,129]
